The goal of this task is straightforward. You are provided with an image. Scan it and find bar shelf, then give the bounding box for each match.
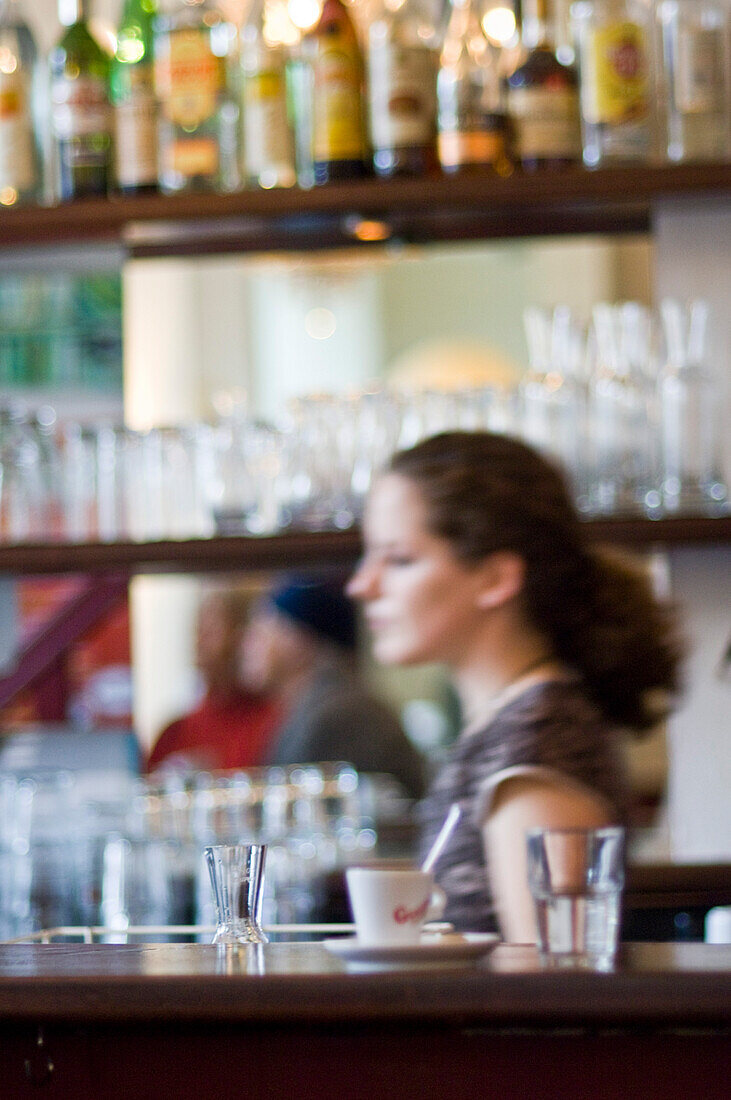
[0,163,729,257]
[0,515,729,577]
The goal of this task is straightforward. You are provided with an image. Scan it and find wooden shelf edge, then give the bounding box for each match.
[580,513,731,547]
[0,529,363,576]
[1,163,729,255]
[0,516,728,577]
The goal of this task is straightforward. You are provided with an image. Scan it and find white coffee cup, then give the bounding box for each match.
[345,866,446,945]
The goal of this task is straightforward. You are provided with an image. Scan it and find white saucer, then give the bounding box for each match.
[321,932,500,967]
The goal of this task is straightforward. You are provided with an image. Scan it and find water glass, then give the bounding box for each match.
[657,298,728,514]
[585,303,659,515]
[99,836,172,941]
[205,843,268,946]
[527,826,625,969]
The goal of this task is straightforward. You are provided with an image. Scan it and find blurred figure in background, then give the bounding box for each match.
[239,573,428,799]
[147,586,280,773]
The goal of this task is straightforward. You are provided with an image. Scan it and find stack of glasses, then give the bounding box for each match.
[0,298,727,544]
[0,763,379,942]
[519,298,728,518]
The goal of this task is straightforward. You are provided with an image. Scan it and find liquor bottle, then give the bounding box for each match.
[110,0,158,194]
[0,0,42,206]
[437,0,512,175]
[303,0,368,184]
[657,0,729,164]
[153,0,239,194]
[571,0,654,166]
[366,0,440,177]
[240,0,296,188]
[49,0,113,201]
[285,41,316,189]
[505,0,582,169]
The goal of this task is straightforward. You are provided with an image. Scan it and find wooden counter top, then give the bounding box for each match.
[0,941,729,1029]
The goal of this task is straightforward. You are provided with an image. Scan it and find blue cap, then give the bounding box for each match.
[269,574,357,651]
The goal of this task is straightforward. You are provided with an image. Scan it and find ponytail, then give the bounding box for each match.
[523,546,682,732]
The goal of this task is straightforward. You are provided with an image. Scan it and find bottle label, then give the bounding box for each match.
[114,66,158,187]
[0,70,36,192]
[51,75,111,139]
[675,28,725,114]
[368,42,437,150]
[165,136,219,178]
[438,128,506,169]
[155,28,221,127]
[582,22,649,124]
[242,69,292,177]
[508,86,581,159]
[313,46,365,162]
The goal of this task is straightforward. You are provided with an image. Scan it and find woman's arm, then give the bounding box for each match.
[482,774,613,943]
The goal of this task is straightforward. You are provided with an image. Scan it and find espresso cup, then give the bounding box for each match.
[345,866,445,945]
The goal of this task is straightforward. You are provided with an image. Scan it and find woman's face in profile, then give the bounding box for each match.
[347,473,487,668]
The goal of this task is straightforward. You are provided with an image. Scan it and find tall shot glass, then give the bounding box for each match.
[205,844,269,945]
[527,827,625,970]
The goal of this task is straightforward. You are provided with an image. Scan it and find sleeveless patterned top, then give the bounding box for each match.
[416,679,629,933]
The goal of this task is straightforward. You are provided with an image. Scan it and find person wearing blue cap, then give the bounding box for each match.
[239,573,427,799]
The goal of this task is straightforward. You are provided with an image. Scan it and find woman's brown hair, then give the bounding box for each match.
[389,431,682,732]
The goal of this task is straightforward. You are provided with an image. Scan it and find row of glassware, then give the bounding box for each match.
[2,0,729,212]
[0,762,384,940]
[0,297,727,544]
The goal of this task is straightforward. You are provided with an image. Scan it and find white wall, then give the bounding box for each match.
[654,200,731,861]
[653,200,731,485]
[665,548,731,860]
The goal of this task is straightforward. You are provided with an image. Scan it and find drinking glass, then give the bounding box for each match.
[59,422,98,541]
[585,303,658,515]
[527,826,625,969]
[205,843,268,945]
[658,298,728,514]
[520,305,587,501]
[100,836,172,941]
[0,404,48,542]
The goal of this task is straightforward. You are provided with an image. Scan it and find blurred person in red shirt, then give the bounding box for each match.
[147,585,280,774]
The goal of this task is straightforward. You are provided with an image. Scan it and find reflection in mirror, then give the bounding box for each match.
[123,231,651,729]
[124,234,655,832]
[125,234,652,427]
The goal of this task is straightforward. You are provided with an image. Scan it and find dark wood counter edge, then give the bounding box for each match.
[0,946,730,1028]
[0,515,729,576]
[0,163,729,254]
[625,862,731,910]
[0,969,729,1028]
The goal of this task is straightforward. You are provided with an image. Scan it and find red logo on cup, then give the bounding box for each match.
[393,898,429,925]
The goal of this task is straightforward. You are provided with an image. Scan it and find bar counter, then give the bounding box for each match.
[0,940,729,1098]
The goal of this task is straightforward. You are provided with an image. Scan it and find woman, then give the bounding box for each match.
[347,431,681,941]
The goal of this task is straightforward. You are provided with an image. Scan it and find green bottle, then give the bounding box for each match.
[111,0,158,194]
[49,0,113,201]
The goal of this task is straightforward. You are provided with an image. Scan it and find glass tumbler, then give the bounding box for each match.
[527,826,625,969]
[205,844,269,945]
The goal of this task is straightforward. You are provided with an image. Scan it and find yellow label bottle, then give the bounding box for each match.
[572,0,654,165]
[305,0,368,183]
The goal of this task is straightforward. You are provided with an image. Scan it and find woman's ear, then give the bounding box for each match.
[475,552,526,610]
